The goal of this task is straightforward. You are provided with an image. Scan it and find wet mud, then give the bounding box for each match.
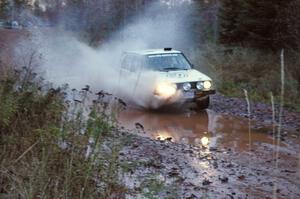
[118,106,300,198]
[211,93,300,132]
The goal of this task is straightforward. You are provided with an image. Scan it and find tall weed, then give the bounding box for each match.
[188,44,300,110]
[0,60,126,198]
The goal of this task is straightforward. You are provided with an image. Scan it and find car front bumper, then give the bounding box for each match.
[150,89,216,108]
[194,90,216,99]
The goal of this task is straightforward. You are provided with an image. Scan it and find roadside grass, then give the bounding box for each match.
[120,160,149,173]
[139,173,181,199]
[141,175,166,199]
[188,44,300,111]
[0,62,127,198]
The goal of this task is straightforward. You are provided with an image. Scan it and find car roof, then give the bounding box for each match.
[125,49,182,56]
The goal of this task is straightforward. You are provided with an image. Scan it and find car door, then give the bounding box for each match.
[130,55,144,95]
[119,54,146,98]
[119,54,137,97]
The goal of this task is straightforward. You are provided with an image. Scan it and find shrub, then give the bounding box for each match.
[0,61,126,198]
[188,44,300,110]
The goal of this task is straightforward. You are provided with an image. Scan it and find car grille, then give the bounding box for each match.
[176,82,197,90]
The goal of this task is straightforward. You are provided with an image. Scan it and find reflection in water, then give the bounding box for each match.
[156,130,172,141]
[118,108,276,151]
[200,136,209,147]
[199,161,210,169]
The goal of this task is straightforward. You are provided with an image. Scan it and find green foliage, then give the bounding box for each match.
[141,175,166,199]
[190,44,300,110]
[218,0,244,46]
[192,0,220,45]
[219,0,299,50]
[0,62,127,198]
[0,83,18,126]
[0,0,11,18]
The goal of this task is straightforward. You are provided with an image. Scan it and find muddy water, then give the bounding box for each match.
[118,107,285,152]
[118,107,300,198]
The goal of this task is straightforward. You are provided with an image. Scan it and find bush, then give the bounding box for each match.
[188,44,300,110]
[0,62,126,198]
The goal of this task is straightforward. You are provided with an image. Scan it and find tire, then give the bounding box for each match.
[196,96,210,110]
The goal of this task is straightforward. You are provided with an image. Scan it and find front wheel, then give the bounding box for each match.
[196,96,210,110]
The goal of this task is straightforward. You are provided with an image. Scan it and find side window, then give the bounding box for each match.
[131,56,145,73]
[130,56,139,72]
[121,55,131,71]
[121,54,144,73]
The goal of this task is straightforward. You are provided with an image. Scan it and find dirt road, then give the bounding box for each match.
[118,102,300,198]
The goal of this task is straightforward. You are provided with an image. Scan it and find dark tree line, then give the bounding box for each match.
[2,0,299,50]
[0,0,156,44]
[0,0,219,46]
[0,0,31,18]
[61,0,152,45]
[219,0,300,50]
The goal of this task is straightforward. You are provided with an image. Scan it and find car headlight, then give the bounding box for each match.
[203,81,212,89]
[182,82,191,91]
[154,82,177,98]
[196,82,204,90]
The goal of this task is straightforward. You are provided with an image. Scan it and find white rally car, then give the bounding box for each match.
[119,48,215,109]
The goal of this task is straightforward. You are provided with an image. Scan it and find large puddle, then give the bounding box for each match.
[118,107,298,153]
[118,107,300,198]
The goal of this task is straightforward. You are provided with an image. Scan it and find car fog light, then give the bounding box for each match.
[196,82,204,90]
[203,81,212,89]
[154,82,177,98]
[182,82,191,91]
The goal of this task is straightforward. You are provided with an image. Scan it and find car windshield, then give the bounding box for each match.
[146,53,192,71]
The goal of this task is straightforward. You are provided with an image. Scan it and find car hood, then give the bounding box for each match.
[155,69,212,83]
